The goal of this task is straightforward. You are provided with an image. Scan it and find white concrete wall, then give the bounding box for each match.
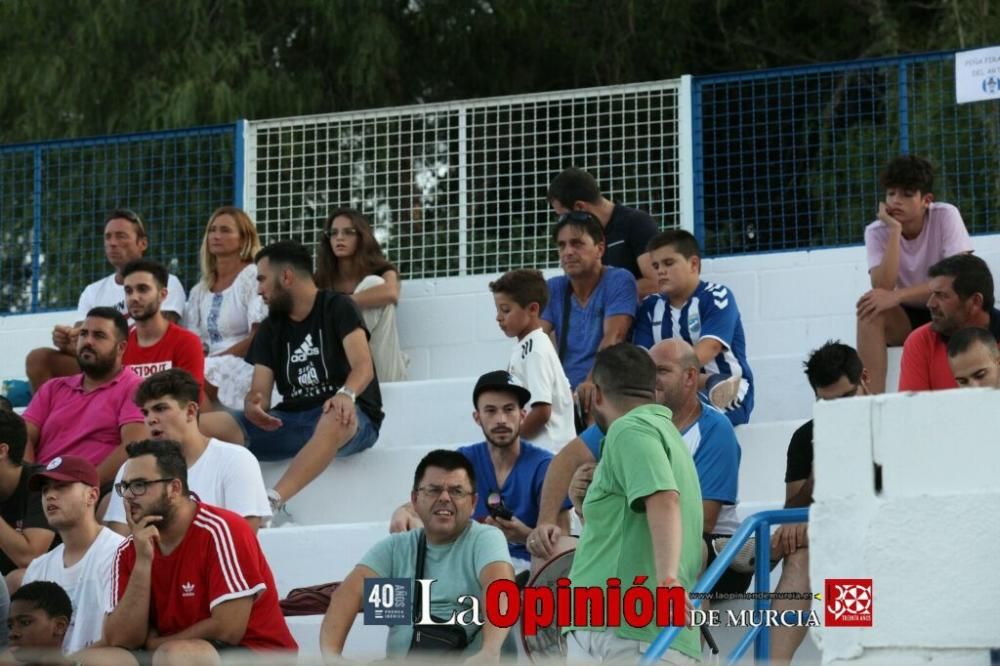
[810,389,1000,664]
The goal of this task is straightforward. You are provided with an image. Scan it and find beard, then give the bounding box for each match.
[130,302,159,322]
[483,424,519,448]
[77,346,117,377]
[129,491,175,528]
[267,286,294,318]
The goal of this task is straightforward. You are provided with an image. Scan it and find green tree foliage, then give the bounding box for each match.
[1,0,997,143]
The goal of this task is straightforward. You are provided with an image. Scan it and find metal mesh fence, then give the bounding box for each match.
[0,125,237,313]
[695,51,1000,256]
[246,82,683,279]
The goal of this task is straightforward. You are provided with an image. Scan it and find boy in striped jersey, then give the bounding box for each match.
[633,230,755,426]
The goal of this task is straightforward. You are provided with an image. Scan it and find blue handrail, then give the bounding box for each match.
[641,508,810,665]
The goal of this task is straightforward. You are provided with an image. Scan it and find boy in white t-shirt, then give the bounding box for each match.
[23,456,125,654]
[490,270,576,451]
[103,368,271,533]
[857,155,973,393]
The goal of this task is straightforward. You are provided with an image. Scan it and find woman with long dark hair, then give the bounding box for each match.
[315,208,407,381]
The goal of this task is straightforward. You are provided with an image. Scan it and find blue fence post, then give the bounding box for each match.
[897,62,910,154]
[233,119,246,208]
[691,78,705,249]
[31,147,43,312]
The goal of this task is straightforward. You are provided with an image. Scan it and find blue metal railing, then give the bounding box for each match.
[692,49,1000,257]
[641,508,810,665]
[0,123,239,314]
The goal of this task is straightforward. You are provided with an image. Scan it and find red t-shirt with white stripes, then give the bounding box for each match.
[111,501,296,651]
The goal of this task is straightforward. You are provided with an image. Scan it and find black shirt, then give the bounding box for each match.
[0,464,55,575]
[248,290,384,428]
[784,420,813,484]
[603,204,659,279]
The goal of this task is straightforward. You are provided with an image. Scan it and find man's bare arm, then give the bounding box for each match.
[320,564,372,656]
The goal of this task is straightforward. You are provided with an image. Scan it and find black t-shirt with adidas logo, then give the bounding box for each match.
[248,290,384,428]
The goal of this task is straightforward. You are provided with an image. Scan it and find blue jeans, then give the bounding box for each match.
[233,404,378,462]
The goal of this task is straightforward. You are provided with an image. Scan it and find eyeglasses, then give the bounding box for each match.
[114,478,174,497]
[416,485,472,500]
[107,208,148,238]
[323,227,359,239]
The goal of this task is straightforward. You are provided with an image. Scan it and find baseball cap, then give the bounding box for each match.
[473,370,531,408]
[28,456,100,491]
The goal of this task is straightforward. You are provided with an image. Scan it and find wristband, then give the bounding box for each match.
[336,386,357,403]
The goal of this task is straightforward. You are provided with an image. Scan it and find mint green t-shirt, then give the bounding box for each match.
[360,521,512,658]
[568,404,704,659]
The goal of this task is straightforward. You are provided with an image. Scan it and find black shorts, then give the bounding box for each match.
[703,533,753,598]
[901,304,932,331]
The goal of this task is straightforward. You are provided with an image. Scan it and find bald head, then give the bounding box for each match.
[649,339,700,412]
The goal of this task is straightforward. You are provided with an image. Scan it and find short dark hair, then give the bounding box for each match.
[489,269,549,311]
[11,581,73,621]
[0,396,12,414]
[928,254,995,310]
[0,410,27,465]
[255,240,315,276]
[947,327,999,358]
[104,208,147,240]
[135,369,201,408]
[592,343,656,402]
[878,155,934,193]
[804,341,863,391]
[551,211,605,245]
[413,449,477,493]
[122,258,169,289]
[647,229,701,259]
[125,439,189,494]
[85,306,129,342]
[547,168,602,208]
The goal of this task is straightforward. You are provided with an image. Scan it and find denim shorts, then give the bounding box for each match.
[233,404,378,461]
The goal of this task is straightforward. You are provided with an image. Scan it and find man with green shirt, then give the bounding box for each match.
[320,449,515,660]
[567,343,704,663]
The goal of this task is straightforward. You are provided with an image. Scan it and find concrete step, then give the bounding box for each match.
[287,614,388,660]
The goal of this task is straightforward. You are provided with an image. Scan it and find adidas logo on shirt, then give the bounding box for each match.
[290,334,321,363]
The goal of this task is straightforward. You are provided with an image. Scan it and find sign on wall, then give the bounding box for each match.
[955,45,1000,104]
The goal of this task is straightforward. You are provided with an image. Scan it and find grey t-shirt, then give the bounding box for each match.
[360,522,511,657]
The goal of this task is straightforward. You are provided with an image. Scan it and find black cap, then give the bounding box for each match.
[473,371,531,408]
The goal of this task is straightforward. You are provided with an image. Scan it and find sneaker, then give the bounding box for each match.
[708,376,743,411]
[265,489,296,528]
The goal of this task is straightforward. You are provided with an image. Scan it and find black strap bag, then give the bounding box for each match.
[408,531,481,654]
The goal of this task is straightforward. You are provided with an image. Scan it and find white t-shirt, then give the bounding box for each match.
[105,438,272,525]
[507,328,576,451]
[182,264,267,355]
[23,527,125,653]
[76,272,187,323]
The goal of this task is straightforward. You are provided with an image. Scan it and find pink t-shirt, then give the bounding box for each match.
[23,369,145,467]
[864,202,972,289]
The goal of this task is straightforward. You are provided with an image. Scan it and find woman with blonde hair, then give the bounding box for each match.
[183,206,267,408]
[315,208,408,381]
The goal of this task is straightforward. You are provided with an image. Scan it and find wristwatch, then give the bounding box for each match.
[336,386,357,403]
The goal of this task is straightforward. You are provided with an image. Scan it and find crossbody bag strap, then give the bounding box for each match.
[412,530,426,623]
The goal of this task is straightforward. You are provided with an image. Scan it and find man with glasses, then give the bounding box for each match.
[22,455,125,653]
[769,341,869,665]
[388,371,572,573]
[104,369,271,535]
[321,449,515,660]
[548,167,659,297]
[25,209,187,392]
[541,212,638,424]
[100,439,296,662]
